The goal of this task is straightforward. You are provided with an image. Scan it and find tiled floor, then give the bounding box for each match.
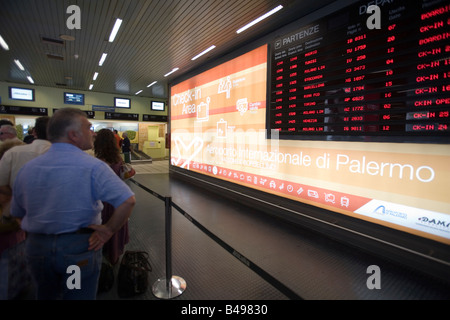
[15,159,450,301]
[96,169,450,300]
[131,160,169,175]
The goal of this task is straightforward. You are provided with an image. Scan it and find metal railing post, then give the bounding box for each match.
[165,196,173,294]
[152,196,187,299]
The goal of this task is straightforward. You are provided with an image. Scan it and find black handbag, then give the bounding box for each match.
[97,261,114,293]
[117,251,152,298]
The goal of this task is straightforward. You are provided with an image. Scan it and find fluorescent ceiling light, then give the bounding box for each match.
[109,18,123,42]
[135,90,143,95]
[191,45,216,60]
[0,35,9,50]
[236,5,283,34]
[99,53,107,66]
[27,76,34,84]
[93,72,99,80]
[89,84,94,90]
[164,68,179,77]
[147,81,157,87]
[14,59,25,71]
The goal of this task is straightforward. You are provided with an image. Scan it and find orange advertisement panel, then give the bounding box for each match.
[171,45,450,245]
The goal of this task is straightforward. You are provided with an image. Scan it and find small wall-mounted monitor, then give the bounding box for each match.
[114,97,131,108]
[151,101,165,111]
[64,92,85,105]
[9,86,35,101]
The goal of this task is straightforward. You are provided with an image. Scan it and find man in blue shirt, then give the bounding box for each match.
[11,108,136,300]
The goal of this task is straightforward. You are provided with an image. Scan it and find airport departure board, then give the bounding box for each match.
[269,0,450,142]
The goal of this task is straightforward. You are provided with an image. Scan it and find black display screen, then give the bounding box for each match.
[105,112,139,121]
[0,105,47,116]
[269,0,450,143]
[64,92,84,105]
[143,114,168,122]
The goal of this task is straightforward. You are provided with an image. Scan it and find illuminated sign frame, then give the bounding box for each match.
[151,101,165,111]
[114,97,131,108]
[64,92,85,105]
[9,86,35,101]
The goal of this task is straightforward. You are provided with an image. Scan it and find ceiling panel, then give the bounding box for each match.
[0,0,334,99]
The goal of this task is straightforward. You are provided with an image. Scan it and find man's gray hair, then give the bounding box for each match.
[47,108,87,143]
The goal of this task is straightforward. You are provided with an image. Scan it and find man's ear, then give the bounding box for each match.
[67,129,79,143]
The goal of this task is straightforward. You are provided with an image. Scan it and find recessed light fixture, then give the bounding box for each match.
[109,18,123,42]
[147,81,157,88]
[93,72,99,80]
[14,59,25,71]
[27,76,34,84]
[164,68,179,77]
[89,84,94,90]
[99,53,107,66]
[191,45,216,60]
[60,34,75,41]
[0,35,9,50]
[236,5,283,34]
[135,90,143,95]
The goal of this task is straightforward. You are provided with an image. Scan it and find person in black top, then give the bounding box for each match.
[121,132,131,163]
[23,127,35,144]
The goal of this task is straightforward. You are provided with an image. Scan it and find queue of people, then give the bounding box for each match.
[0,117,50,299]
[0,108,136,300]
